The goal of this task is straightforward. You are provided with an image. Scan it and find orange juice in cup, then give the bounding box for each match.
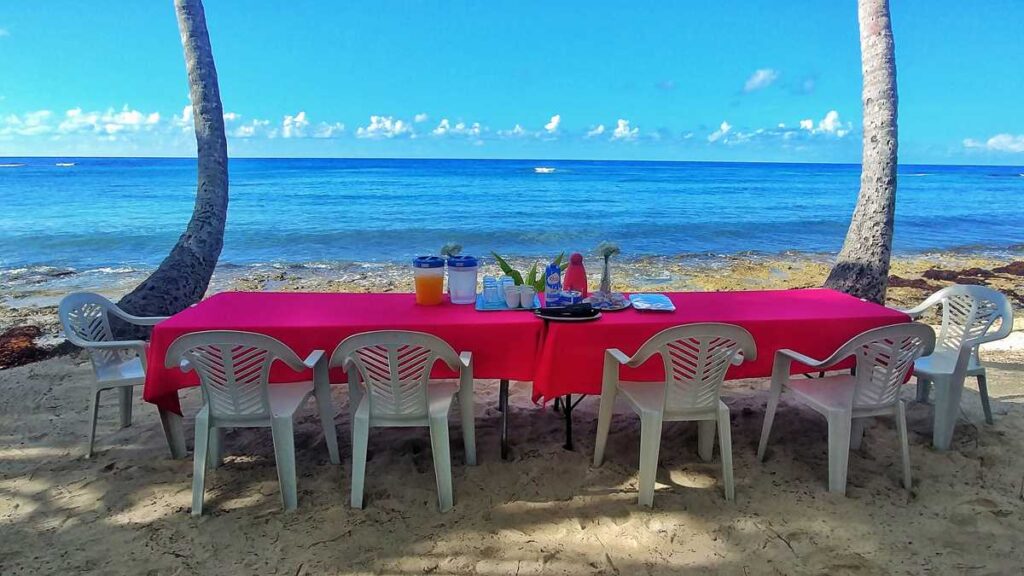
[412,256,445,305]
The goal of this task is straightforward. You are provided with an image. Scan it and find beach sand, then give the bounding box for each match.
[1,253,1023,574]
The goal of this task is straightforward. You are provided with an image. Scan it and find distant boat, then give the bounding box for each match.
[534,167,556,174]
[55,162,75,167]
[0,163,26,168]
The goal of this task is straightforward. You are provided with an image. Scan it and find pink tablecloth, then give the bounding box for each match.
[532,289,910,402]
[144,292,544,415]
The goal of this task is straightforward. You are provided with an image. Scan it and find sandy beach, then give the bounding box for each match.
[2,253,1023,574]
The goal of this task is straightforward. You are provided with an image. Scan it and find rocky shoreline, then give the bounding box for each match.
[2,252,1023,369]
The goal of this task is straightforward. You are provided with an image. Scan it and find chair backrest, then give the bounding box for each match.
[930,285,1013,358]
[164,330,307,420]
[59,292,123,369]
[628,323,757,413]
[329,331,463,420]
[834,324,935,410]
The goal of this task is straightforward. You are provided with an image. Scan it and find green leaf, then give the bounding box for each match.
[526,263,538,286]
[491,252,515,276]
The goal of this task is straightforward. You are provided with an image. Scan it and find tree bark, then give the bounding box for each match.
[117,0,228,326]
[823,0,898,304]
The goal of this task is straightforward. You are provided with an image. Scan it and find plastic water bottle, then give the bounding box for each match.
[544,262,562,306]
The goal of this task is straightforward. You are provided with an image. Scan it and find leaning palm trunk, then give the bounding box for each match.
[823,0,898,304]
[117,0,227,327]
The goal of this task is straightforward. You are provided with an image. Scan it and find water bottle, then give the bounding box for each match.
[544,262,562,307]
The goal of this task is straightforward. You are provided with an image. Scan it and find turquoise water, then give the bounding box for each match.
[1,158,1022,276]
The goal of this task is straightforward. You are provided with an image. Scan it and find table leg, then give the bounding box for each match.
[563,394,574,451]
[159,407,187,459]
[499,379,510,461]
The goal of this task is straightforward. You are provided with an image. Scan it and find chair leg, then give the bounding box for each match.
[916,377,931,403]
[314,388,341,465]
[977,373,993,425]
[86,388,102,459]
[637,412,664,507]
[895,402,912,490]
[716,406,735,502]
[593,381,619,467]
[270,417,298,511]
[118,386,133,428]
[850,419,866,450]
[428,415,454,513]
[191,413,210,517]
[827,414,852,495]
[698,420,716,462]
[757,388,782,461]
[207,427,223,469]
[457,394,477,467]
[931,377,963,451]
[350,413,370,509]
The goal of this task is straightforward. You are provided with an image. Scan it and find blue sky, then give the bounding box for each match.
[1,1,1022,164]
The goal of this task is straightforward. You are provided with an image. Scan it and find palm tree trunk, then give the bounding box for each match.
[823,0,898,304]
[117,0,227,324]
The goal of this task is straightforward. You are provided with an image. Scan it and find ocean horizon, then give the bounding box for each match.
[2,157,1022,287]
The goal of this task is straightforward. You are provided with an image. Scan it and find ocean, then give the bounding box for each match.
[1,157,1022,292]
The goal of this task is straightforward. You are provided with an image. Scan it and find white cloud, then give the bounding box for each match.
[232,119,270,138]
[222,112,240,122]
[497,124,527,138]
[0,110,53,136]
[964,134,1024,153]
[799,110,850,137]
[432,118,482,137]
[281,111,309,138]
[708,121,732,142]
[611,119,638,141]
[356,115,413,139]
[586,124,606,138]
[414,113,429,123]
[313,122,345,138]
[743,68,779,92]
[56,106,161,135]
[544,114,561,133]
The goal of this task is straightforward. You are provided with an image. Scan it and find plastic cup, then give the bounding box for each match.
[520,286,537,309]
[504,284,520,308]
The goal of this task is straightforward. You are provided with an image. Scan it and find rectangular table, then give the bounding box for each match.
[145,291,544,459]
[532,289,910,448]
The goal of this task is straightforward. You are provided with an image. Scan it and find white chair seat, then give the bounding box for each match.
[95,356,146,385]
[786,376,858,414]
[618,381,719,419]
[913,351,983,378]
[268,381,315,417]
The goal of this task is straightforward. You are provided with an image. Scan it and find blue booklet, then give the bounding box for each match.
[629,293,676,312]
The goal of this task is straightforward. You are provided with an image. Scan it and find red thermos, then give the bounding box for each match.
[562,252,588,297]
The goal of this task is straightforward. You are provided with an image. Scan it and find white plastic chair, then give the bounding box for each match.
[59,292,167,457]
[757,323,935,494]
[164,330,339,516]
[896,285,1014,450]
[330,331,475,512]
[593,323,757,506]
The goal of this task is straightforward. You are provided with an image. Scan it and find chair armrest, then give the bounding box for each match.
[606,348,631,366]
[108,305,169,327]
[302,350,325,369]
[179,359,193,372]
[775,348,832,370]
[459,351,472,369]
[80,339,147,354]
